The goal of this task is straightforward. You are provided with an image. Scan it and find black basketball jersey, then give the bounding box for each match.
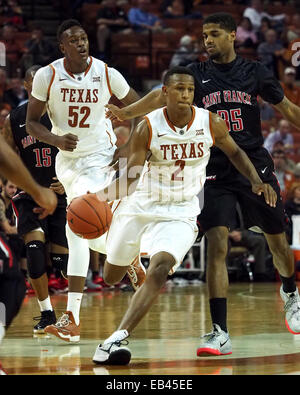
[188,56,284,151]
[10,102,58,188]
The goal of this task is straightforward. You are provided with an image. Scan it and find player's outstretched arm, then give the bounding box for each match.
[26,96,78,151]
[1,115,18,151]
[274,96,300,130]
[97,120,149,201]
[212,113,277,207]
[0,134,57,216]
[105,89,166,121]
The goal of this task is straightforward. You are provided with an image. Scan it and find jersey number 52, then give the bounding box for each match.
[68,106,90,128]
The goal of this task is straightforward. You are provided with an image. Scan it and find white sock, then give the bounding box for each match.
[67,292,83,326]
[38,296,53,312]
[0,325,5,345]
[103,329,129,345]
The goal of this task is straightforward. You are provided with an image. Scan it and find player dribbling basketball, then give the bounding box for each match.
[91,67,276,365]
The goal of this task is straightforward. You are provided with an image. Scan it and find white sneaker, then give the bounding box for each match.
[93,341,131,365]
[280,285,300,334]
[197,324,232,356]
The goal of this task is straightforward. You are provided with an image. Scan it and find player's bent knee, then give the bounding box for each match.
[103,261,128,286]
[26,240,47,280]
[148,253,175,284]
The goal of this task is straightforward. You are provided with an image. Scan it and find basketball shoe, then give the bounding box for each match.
[280,285,300,334]
[93,341,131,365]
[197,324,232,356]
[33,310,56,334]
[44,311,80,343]
[127,256,146,291]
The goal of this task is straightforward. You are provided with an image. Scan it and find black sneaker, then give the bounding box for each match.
[33,310,56,334]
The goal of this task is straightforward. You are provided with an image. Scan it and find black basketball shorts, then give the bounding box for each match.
[12,194,68,248]
[199,147,286,235]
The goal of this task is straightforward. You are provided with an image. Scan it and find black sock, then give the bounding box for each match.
[209,298,227,332]
[280,274,296,293]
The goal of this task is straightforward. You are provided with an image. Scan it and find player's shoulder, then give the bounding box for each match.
[187,60,209,75]
[9,101,28,121]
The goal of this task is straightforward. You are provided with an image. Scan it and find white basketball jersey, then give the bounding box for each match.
[121,106,214,219]
[41,57,116,157]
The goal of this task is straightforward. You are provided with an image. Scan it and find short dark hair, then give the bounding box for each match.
[56,19,83,43]
[25,65,42,82]
[203,12,237,32]
[163,66,195,85]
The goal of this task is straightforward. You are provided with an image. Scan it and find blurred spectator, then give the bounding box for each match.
[162,0,202,19]
[3,78,27,109]
[243,0,285,33]
[258,96,276,122]
[114,125,130,147]
[0,106,9,133]
[272,140,296,173]
[236,17,257,48]
[284,182,300,243]
[264,119,294,153]
[257,29,285,76]
[0,24,23,77]
[128,0,173,33]
[286,13,300,43]
[280,67,300,107]
[0,179,17,235]
[169,35,199,67]
[272,149,295,198]
[256,16,272,43]
[228,228,268,281]
[160,0,195,16]
[96,0,131,60]
[20,27,54,72]
[0,0,24,28]
[0,68,8,101]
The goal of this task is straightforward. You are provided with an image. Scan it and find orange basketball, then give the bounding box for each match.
[67,193,112,239]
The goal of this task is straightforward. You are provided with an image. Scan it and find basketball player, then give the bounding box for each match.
[1,65,69,334]
[0,134,57,374]
[91,67,277,364]
[105,12,300,356]
[26,19,144,343]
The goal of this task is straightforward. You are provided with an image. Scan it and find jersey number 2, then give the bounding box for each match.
[68,106,90,128]
[171,160,185,181]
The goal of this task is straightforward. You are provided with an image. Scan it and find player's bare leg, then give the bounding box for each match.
[264,232,300,334]
[197,226,232,356]
[93,252,175,365]
[103,256,146,291]
[24,230,56,333]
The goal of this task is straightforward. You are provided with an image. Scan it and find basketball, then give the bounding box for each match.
[67,193,112,239]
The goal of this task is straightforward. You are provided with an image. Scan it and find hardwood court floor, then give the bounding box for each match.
[1,282,300,375]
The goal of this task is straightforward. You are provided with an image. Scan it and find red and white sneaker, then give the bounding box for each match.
[0,362,7,375]
[127,256,146,291]
[44,311,80,343]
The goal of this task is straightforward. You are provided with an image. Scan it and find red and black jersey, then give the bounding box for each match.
[188,56,284,150]
[9,101,58,188]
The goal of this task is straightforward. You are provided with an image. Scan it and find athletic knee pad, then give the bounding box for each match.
[26,240,46,280]
[50,253,68,279]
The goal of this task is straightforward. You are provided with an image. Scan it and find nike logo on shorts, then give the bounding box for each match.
[202,79,211,83]
[19,123,26,128]
[261,167,268,174]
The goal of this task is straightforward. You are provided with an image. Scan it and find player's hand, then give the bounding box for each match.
[252,183,277,208]
[50,177,65,195]
[57,133,78,151]
[32,187,58,219]
[105,104,126,121]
